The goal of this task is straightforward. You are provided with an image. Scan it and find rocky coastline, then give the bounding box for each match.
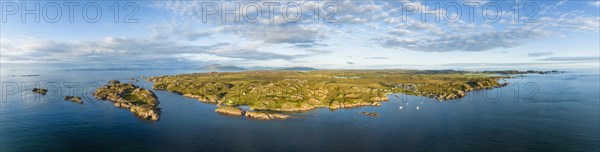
[214,106,291,120]
[93,80,161,121]
[143,70,546,120]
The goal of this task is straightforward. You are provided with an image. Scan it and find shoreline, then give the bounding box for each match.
[144,70,531,119]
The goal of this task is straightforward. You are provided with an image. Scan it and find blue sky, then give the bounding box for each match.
[1,0,599,70]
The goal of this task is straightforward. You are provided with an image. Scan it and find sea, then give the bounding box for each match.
[1,69,598,151]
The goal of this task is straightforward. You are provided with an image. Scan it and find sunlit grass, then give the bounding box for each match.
[147,70,507,111]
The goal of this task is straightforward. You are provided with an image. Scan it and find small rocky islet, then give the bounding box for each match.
[64,96,83,103]
[32,88,48,95]
[34,88,83,104]
[93,80,160,121]
[360,112,380,117]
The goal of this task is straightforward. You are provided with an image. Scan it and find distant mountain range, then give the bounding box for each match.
[195,64,317,71]
[276,67,317,71]
[66,67,177,71]
[196,64,246,71]
[66,64,317,72]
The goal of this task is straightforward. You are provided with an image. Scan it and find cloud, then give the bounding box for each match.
[231,25,326,47]
[539,15,600,31]
[152,1,338,48]
[380,27,551,52]
[0,37,306,67]
[528,52,554,57]
[209,48,296,60]
[387,29,412,37]
[538,56,600,62]
[365,57,389,60]
[4,0,600,69]
[373,2,599,53]
[589,1,600,7]
[463,0,489,5]
[147,21,222,41]
[304,49,333,54]
[376,7,600,52]
[400,21,442,32]
[153,0,599,53]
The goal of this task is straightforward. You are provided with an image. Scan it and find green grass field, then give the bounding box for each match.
[147,70,508,111]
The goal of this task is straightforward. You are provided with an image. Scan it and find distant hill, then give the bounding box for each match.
[68,67,176,71]
[277,67,317,71]
[196,64,245,71]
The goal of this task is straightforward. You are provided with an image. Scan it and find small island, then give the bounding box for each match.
[64,96,83,103]
[32,88,48,95]
[146,70,516,119]
[360,112,380,117]
[93,80,161,121]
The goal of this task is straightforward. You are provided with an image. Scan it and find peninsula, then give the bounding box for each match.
[146,70,511,116]
[93,80,161,121]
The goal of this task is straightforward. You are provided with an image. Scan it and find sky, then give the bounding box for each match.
[1,0,599,70]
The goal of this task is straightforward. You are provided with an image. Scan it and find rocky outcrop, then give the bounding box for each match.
[215,106,245,116]
[183,94,220,103]
[360,112,379,117]
[245,111,291,120]
[32,88,47,95]
[64,96,83,103]
[214,106,291,120]
[93,80,160,121]
[328,101,383,110]
[130,105,160,121]
[108,80,120,85]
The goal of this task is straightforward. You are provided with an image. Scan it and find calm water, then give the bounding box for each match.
[1,70,599,151]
